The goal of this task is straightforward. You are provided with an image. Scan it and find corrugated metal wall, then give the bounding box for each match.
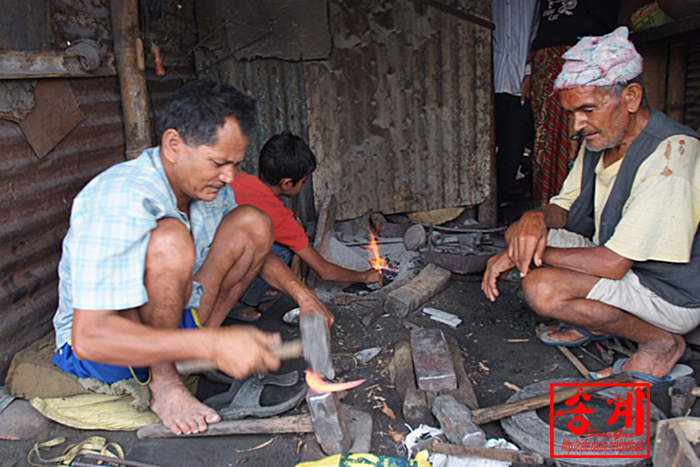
[0,0,197,378]
[199,55,316,224]
[0,77,125,376]
[304,0,493,220]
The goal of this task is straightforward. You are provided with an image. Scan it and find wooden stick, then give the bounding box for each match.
[137,414,313,439]
[175,339,302,375]
[472,372,632,425]
[430,441,544,465]
[557,346,591,379]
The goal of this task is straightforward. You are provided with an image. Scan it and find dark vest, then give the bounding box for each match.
[565,109,700,308]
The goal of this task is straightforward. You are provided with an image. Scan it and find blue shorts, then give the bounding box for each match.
[52,308,202,385]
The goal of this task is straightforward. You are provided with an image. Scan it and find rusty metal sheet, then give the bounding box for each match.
[201,55,316,225]
[0,77,125,378]
[0,0,53,51]
[195,0,331,61]
[304,0,493,220]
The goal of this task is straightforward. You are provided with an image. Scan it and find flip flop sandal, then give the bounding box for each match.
[589,358,694,389]
[537,323,617,347]
[203,371,307,420]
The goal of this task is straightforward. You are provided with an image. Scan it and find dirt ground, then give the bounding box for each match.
[2,223,698,466]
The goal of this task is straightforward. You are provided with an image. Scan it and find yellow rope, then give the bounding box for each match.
[28,435,124,466]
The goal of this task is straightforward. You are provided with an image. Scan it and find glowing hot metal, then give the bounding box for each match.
[306,370,365,393]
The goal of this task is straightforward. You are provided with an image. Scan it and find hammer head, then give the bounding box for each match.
[300,313,334,380]
[670,376,698,417]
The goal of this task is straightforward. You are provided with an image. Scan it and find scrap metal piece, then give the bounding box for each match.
[353,347,382,364]
[300,314,334,380]
[422,250,491,275]
[307,391,352,455]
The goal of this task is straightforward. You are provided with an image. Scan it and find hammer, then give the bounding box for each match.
[176,312,333,378]
[175,339,303,375]
[670,376,700,417]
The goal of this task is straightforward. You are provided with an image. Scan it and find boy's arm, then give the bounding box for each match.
[295,245,380,284]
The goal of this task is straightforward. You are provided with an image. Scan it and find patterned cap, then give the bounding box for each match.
[554,26,643,91]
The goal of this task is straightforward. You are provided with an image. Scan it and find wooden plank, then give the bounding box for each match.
[0,51,116,79]
[137,415,314,439]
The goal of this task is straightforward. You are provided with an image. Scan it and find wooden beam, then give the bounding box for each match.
[0,51,115,79]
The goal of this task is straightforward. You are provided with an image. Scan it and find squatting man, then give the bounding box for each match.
[483,27,700,387]
[51,79,334,436]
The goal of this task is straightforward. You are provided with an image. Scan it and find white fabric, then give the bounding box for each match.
[492,0,539,95]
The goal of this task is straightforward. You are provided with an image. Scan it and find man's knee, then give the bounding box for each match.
[221,205,274,251]
[521,269,561,317]
[147,218,195,274]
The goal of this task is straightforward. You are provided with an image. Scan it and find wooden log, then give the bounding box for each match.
[393,339,414,401]
[411,328,457,392]
[0,51,116,79]
[384,263,451,318]
[472,372,632,425]
[431,440,544,465]
[442,335,479,410]
[137,415,314,439]
[394,339,433,426]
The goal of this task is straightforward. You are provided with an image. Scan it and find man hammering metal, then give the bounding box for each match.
[51,78,334,437]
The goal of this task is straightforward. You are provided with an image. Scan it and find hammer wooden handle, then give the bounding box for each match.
[175,339,303,375]
[431,441,544,465]
[472,372,632,425]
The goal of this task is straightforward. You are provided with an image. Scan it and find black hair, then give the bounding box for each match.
[157,78,257,147]
[258,131,317,186]
[608,74,649,108]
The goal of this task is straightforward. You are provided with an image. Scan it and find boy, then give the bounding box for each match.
[230,131,380,320]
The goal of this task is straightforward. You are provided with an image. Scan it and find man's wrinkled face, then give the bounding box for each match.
[559,86,630,152]
[173,116,248,202]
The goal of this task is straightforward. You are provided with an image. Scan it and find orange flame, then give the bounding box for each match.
[368,230,387,271]
[305,370,365,393]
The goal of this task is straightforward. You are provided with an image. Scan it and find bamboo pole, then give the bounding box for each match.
[111,0,153,159]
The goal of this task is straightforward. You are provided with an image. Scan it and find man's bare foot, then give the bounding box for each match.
[150,379,221,435]
[230,301,261,320]
[240,307,261,319]
[593,334,686,383]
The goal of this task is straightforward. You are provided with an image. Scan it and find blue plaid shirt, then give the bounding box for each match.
[53,147,237,348]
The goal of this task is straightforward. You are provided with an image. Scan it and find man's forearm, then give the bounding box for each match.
[541,246,633,280]
[258,253,318,306]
